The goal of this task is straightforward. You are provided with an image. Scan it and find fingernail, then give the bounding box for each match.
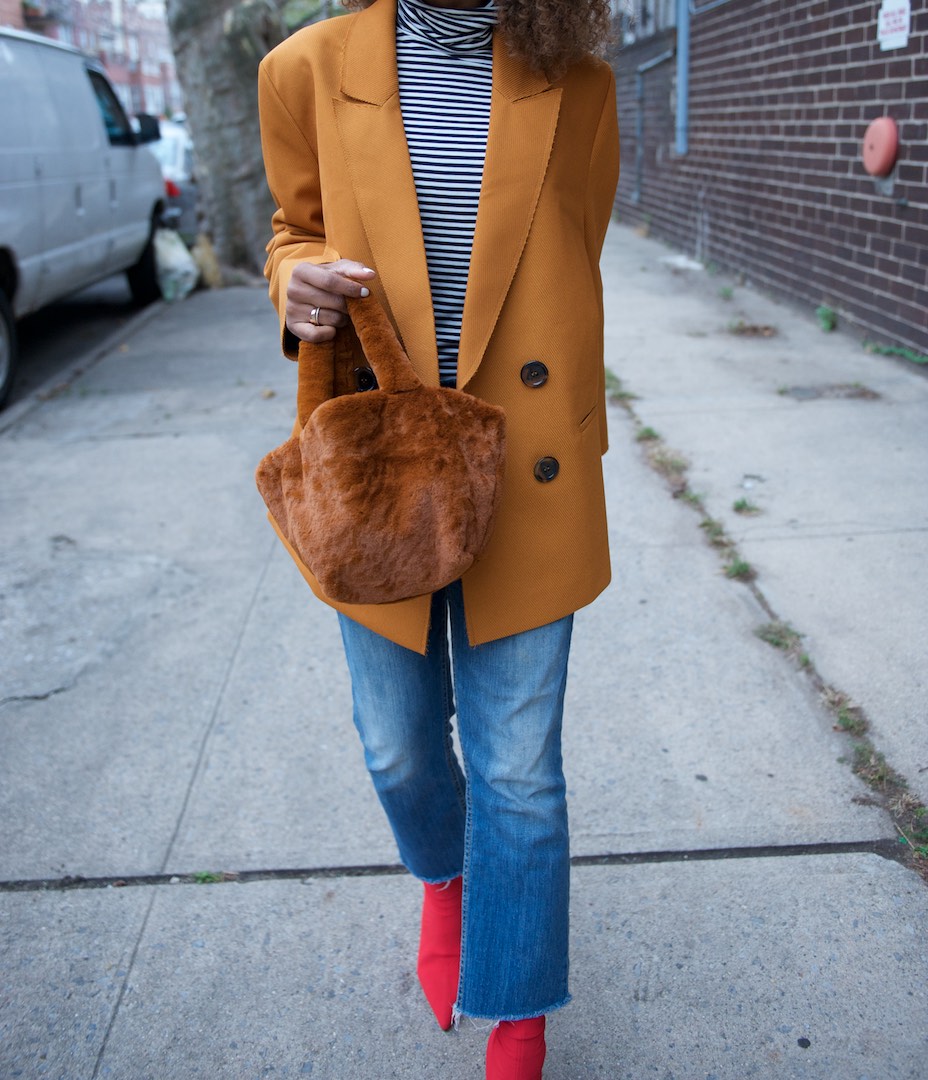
[362,267,374,274]
[360,287,370,297]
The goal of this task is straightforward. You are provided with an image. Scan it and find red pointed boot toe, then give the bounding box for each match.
[416,877,462,1031]
[485,1016,546,1080]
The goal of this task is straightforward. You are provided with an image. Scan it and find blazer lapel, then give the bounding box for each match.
[336,0,560,388]
[335,0,438,382]
[456,37,561,389]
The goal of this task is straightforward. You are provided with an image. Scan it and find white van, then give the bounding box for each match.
[0,27,166,407]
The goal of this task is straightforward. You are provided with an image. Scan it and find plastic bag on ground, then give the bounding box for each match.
[154,228,199,302]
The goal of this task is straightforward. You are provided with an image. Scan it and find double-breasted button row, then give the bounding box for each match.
[522,362,558,482]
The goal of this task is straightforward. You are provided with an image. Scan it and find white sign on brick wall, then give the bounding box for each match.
[878,0,911,50]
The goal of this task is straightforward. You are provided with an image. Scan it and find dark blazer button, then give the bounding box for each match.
[353,366,377,392]
[521,361,549,388]
[534,457,560,483]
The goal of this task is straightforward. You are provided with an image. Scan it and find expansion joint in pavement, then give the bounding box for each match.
[0,839,903,895]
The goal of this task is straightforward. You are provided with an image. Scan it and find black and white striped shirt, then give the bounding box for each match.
[395,0,495,385]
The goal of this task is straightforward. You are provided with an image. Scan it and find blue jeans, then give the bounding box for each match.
[338,581,573,1021]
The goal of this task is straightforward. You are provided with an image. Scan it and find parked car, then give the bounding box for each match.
[0,26,165,408]
[148,119,199,243]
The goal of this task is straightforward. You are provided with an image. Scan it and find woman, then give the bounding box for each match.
[258,0,618,1075]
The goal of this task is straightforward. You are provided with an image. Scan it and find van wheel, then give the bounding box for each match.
[127,223,162,306]
[0,291,17,410]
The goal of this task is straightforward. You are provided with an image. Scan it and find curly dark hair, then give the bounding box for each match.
[340,0,614,76]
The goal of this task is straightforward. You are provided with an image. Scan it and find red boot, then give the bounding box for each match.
[485,1016,546,1080]
[416,877,462,1031]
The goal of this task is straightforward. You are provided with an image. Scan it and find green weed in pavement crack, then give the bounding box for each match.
[611,372,928,885]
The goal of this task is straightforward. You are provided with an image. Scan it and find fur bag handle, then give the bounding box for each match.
[295,294,422,426]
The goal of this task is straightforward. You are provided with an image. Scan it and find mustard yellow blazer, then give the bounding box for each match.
[258,0,620,653]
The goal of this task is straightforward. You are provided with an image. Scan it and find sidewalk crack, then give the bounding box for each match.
[157,537,277,874]
[0,683,74,708]
[91,892,157,1079]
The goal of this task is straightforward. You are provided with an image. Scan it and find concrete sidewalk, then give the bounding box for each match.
[1,224,926,1079]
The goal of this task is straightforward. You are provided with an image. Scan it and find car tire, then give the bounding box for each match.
[0,289,17,410]
[126,219,162,306]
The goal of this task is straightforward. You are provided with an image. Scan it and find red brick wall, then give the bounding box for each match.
[0,0,25,29]
[613,0,928,352]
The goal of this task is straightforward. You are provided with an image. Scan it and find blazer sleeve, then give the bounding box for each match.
[585,67,620,455]
[259,60,341,359]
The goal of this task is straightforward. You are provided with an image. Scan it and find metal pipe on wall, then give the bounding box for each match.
[634,48,676,202]
[676,0,690,154]
[680,0,738,153]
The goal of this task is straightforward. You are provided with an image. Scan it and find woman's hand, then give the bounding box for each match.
[286,260,377,343]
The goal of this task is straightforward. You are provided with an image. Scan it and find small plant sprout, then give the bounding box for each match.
[889,793,922,816]
[644,443,689,497]
[603,366,622,393]
[700,518,728,547]
[852,745,892,788]
[836,706,867,737]
[646,444,688,478]
[604,367,638,407]
[755,621,802,653]
[636,426,660,442]
[895,823,928,861]
[725,558,755,581]
[754,622,811,667]
[719,285,734,301]
[733,497,760,515]
[864,341,928,365]
[821,686,868,736]
[816,305,838,332]
[886,796,928,881]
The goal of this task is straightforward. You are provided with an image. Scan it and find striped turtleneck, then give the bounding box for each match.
[396,0,496,385]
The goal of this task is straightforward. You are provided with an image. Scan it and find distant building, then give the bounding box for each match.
[612,0,927,352]
[0,0,24,27]
[5,0,182,117]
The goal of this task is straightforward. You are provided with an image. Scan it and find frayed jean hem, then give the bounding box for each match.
[452,991,572,1027]
[413,870,464,886]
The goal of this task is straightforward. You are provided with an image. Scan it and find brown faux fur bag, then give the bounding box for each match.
[255,295,506,605]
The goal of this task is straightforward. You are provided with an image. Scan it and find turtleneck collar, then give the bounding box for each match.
[396,0,496,56]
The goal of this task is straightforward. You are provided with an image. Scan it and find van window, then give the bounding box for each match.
[86,69,135,146]
[42,47,104,150]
